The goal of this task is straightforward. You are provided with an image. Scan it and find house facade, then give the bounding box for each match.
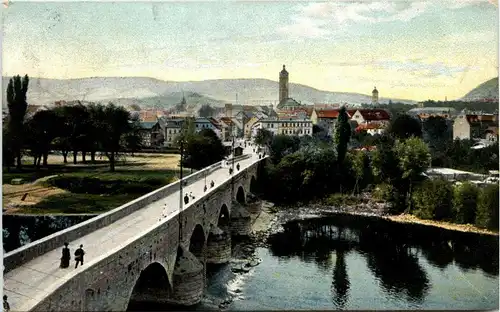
[164,119,184,147]
[453,114,499,140]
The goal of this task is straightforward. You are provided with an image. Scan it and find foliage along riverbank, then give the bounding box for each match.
[253,109,499,234]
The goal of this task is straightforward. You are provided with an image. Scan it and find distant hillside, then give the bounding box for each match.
[461,77,499,101]
[2,76,416,107]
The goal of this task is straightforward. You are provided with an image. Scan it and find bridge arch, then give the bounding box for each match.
[189,224,206,260]
[218,204,230,230]
[236,186,245,204]
[127,262,171,311]
[250,175,258,193]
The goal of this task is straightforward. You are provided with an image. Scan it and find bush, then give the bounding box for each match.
[372,183,394,203]
[412,179,453,221]
[324,194,363,207]
[452,182,479,224]
[476,184,499,231]
[47,175,167,195]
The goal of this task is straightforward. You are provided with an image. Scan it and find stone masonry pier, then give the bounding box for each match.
[3,146,268,311]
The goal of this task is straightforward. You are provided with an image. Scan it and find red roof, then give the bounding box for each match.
[219,117,234,126]
[315,109,357,119]
[355,109,390,121]
[208,117,221,130]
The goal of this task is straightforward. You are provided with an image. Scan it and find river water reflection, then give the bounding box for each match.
[214,214,499,310]
[3,214,498,310]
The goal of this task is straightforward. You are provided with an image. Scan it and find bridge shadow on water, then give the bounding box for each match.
[266,213,499,309]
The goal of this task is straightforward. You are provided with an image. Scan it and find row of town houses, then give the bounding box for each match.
[136,102,498,148]
[135,101,394,148]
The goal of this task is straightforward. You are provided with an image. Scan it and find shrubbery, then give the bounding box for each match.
[411,179,499,230]
[46,175,167,195]
[452,182,479,224]
[412,178,453,221]
[476,184,499,231]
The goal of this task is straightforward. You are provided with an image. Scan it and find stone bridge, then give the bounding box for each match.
[3,147,269,311]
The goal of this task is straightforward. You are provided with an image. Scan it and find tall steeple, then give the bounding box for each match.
[371,86,379,105]
[279,65,289,103]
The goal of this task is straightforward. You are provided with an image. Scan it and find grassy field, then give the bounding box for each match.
[3,153,184,214]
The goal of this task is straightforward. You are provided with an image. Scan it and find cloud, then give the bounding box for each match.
[375,59,477,77]
[279,1,431,38]
[278,0,494,38]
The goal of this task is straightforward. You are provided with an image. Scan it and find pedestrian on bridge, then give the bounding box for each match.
[236,163,240,171]
[74,245,85,268]
[184,194,189,205]
[210,180,215,188]
[3,295,10,312]
[60,242,71,269]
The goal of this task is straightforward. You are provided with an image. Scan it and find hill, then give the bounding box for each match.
[2,76,416,107]
[460,77,499,101]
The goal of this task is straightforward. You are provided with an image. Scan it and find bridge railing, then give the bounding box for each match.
[3,153,252,272]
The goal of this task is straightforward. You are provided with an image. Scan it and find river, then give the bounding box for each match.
[3,213,498,310]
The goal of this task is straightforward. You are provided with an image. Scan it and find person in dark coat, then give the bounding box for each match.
[3,295,10,312]
[184,194,189,204]
[74,245,85,268]
[210,180,215,188]
[236,163,240,171]
[60,242,71,268]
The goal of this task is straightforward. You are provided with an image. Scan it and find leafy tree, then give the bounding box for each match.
[99,103,138,172]
[476,184,499,230]
[452,182,479,224]
[6,74,30,169]
[59,104,90,164]
[387,114,422,140]
[334,106,351,164]
[269,134,301,164]
[198,104,215,118]
[412,178,453,221]
[25,110,61,168]
[254,128,273,147]
[393,137,431,209]
[351,150,371,194]
[181,129,225,170]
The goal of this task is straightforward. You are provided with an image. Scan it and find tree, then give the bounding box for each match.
[476,184,499,230]
[25,110,61,168]
[181,129,225,170]
[334,106,351,164]
[6,74,30,169]
[351,150,372,195]
[99,103,138,172]
[387,114,422,140]
[59,104,90,164]
[198,104,215,118]
[412,178,453,221]
[254,128,273,147]
[452,182,479,224]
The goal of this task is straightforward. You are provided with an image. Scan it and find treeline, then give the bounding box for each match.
[3,75,143,172]
[410,179,498,230]
[255,110,499,231]
[175,118,226,170]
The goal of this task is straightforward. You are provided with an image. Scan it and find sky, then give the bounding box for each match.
[2,0,498,101]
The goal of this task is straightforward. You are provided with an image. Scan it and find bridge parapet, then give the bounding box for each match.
[3,154,251,273]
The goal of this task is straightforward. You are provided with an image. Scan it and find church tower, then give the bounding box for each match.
[372,87,379,105]
[279,65,289,102]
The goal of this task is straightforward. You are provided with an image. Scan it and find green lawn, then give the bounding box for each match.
[23,193,139,214]
[3,166,184,214]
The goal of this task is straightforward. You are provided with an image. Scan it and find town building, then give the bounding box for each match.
[251,118,312,138]
[407,107,457,120]
[138,121,164,147]
[164,118,184,147]
[453,113,499,141]
[350,109,391,126]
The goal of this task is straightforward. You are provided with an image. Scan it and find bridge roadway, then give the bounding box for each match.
[4,146,261,311]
